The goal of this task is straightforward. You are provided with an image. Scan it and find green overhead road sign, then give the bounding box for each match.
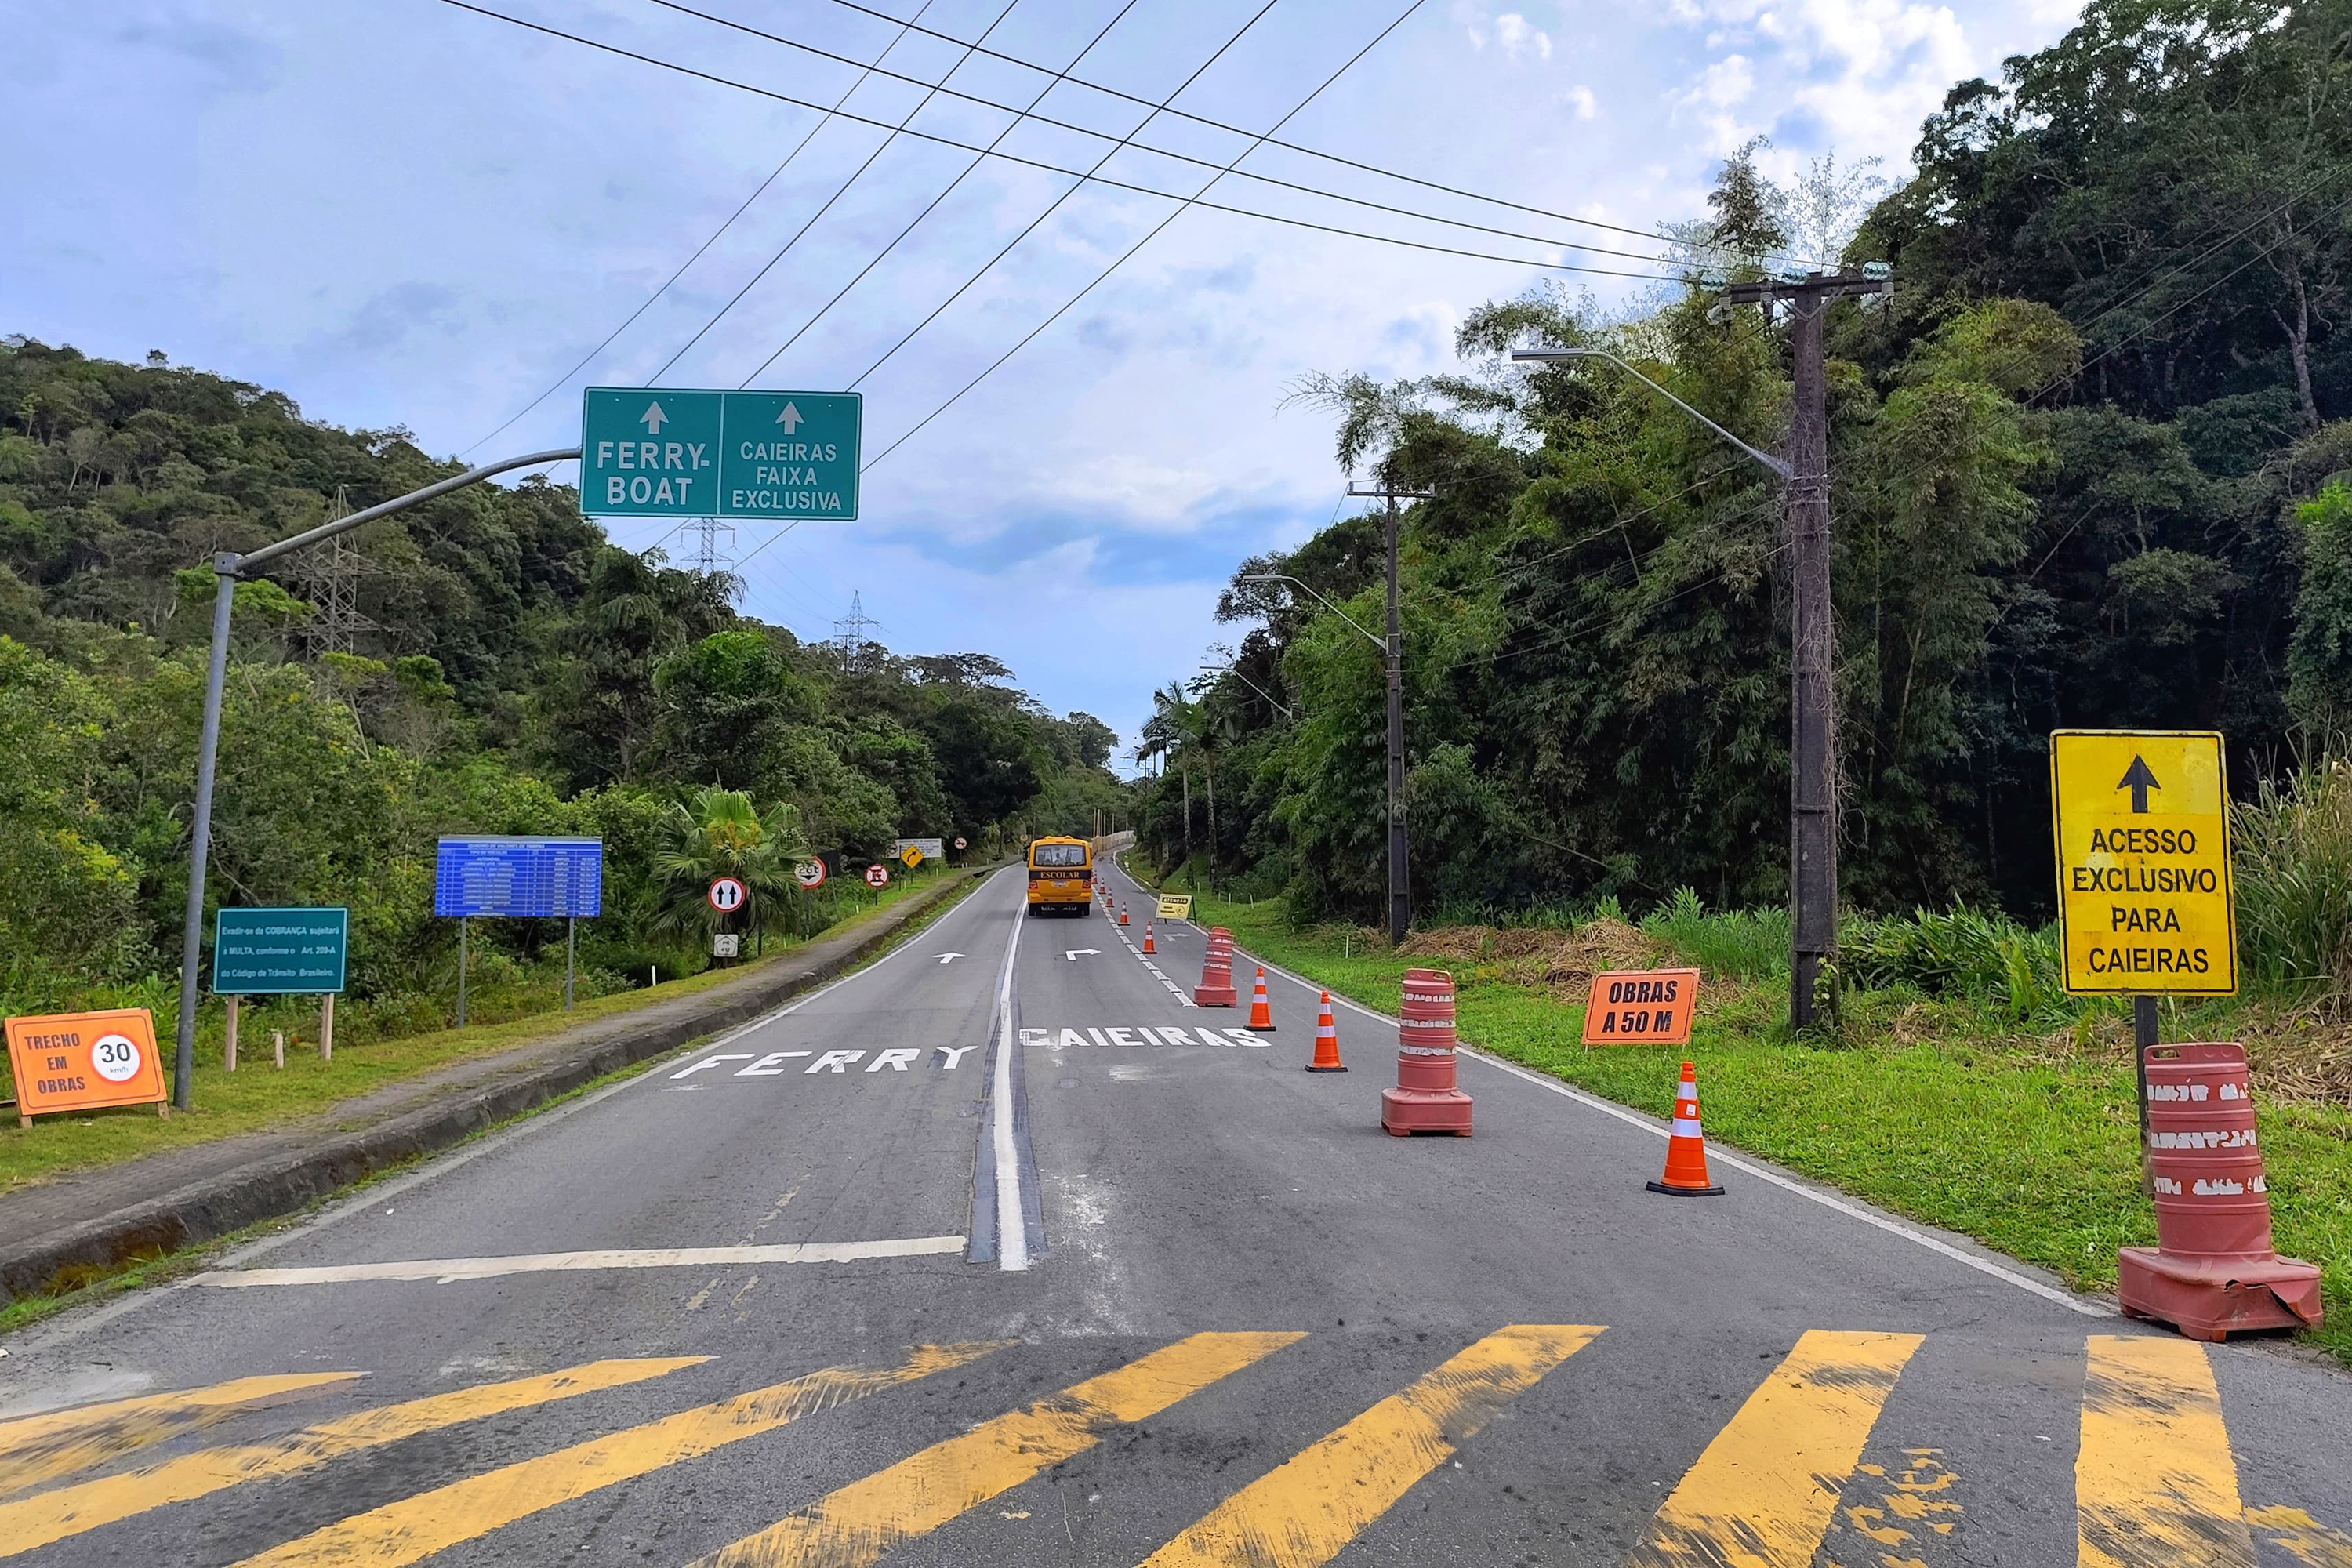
[580,387,860,521]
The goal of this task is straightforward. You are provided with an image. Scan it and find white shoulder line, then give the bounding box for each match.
[1230,945,2111,1319]
[191,1236,967,1287]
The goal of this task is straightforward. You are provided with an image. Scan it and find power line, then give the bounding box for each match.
[459,1,944,456]
[646,0,1022,383]
[735,0,1150,387]
[843,0,1287,392]
[441,3,1672,287]
[858,0,1452,475]
[797,0,1828,267]
[644,0,1708,274]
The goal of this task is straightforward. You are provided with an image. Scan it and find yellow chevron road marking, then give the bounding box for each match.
[1140,1323,1604,1566]
[688,1331,1304,1568]
[0,1356,702,1557]
[0,1374,361,1497]
[2077,1335,2254,1567]
[230,1343,1012,1568]
[1624,1329,1925,1567]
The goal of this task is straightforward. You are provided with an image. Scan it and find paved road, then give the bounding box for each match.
[2,862,2347,1566]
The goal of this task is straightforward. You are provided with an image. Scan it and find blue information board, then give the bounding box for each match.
[434,837,603,918]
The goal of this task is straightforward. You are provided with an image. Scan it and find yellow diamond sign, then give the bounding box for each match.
[898,844,923,869]
[2049,730,2235,995]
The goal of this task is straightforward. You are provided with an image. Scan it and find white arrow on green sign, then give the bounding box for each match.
[579,387,861,521]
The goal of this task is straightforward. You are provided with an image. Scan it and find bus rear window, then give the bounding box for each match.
[1032,844,1088,867]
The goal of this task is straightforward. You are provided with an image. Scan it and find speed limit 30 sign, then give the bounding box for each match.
[5,1007,169,1126]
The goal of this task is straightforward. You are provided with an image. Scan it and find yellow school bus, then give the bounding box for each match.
[1026,836,1094,916]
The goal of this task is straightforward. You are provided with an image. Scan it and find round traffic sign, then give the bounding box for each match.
[89,1033,143,1084]
[864,864,890,889]
[793,858,827,889]
[953,837,967,851]
[707,877,748,913]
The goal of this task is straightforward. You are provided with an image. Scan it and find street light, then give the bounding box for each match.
[1240,574,1383,648]
[1199,661,1294,720]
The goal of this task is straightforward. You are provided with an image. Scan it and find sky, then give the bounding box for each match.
[9,0,2084,765]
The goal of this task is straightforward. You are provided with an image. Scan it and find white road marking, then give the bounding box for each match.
[671,1054,751,1078]
[735,1051,810,1076]
[935,952,966,964]
[806,1049,865,1073]
[993,892,1030,1271]
[866,1048,920,1072]
[1065,949,1099,960]
[1215,935,2112,1319]
[938,1044,979,1069]
[189,1236,969,1288]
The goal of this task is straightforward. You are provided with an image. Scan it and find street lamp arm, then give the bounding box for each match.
[1509,348,1791,480]
[1201,662,1294,720]
[1239,573,1385,650]
[239,448,581,572]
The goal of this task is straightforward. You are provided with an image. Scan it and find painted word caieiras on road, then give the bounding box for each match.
[2049,730,2237,994]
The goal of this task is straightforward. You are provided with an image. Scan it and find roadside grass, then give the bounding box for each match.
[1180,889,2352,1370]
[0,864,989,1195]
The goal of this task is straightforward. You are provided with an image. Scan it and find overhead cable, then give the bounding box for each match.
[646,0,1022,382]
[797,0,1825,267]
[460,1,943,456]
[843,0,1287,391]
[858,0,1432,474]
[735,0,1150,387]
[644,0,1700,270]
[440,3,1670,284]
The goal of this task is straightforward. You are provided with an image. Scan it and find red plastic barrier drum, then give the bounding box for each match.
[1192,927,1238,1008]
[2118,1042,2321,1341]
[1381,967,1472,1136]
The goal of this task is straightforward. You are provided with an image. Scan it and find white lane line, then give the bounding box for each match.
[189,1237,968,1287]
[1211,934,2111,1320]
[992,890,1030,1272]
[1101,898,1196,1005]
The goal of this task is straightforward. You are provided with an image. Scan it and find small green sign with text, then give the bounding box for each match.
[579,387,860,521]
[212,907,348,995]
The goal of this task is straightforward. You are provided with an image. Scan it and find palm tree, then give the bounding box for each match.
[649,787,810,956]
[1140,684,1201,878]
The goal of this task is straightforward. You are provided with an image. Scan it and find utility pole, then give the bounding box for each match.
[1348,480,1434,949]
[1722,268,1892,1029]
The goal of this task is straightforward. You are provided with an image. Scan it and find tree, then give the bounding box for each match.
[648,787,808,950]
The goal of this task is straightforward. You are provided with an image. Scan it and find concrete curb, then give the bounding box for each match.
[0,866,992,1308]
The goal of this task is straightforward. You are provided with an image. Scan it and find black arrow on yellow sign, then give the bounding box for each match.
[2118,755,2161,813]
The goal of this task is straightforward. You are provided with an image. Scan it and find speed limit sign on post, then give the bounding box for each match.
[793,858,826,889]
[707,877,748,913]
[864,864,890,889]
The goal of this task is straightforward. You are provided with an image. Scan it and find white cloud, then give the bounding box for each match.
[1496,13,1554,60]
[1566,83,1599,119]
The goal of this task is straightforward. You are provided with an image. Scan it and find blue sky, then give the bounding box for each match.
[9,0,2082,761]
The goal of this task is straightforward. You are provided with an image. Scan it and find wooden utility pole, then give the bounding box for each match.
[1722,269,1891,1029]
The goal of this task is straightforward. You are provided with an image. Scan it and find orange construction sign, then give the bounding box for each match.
[5,1007,169,1126]
[1581,968,1700,1045]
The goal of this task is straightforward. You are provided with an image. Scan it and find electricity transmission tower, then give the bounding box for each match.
[296,488,379,655]
[831,590,885,673]
[684,517,735,576]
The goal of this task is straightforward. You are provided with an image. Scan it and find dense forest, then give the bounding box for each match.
[1139,0,2352,927]
[0,340,1130,1018]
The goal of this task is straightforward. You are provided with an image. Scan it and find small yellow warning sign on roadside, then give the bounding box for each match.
[898,844,923,869]
[1156,893,1194,922]
[2050,729,2236,995]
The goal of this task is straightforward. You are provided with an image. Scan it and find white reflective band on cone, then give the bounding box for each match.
[1671,1117,1703,1137]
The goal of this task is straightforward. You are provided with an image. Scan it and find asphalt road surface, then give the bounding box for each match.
[3,861,2349,1566]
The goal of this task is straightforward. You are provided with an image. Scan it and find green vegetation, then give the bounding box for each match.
[1176,886,2352,1368]
[0,336,1136,1108]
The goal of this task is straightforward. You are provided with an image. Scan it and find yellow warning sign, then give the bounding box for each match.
[1156,893,1193,922]
[2050,730,2236,995]
[898,844,923,869]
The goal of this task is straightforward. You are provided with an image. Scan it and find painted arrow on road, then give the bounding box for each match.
[934,953,965,964]
[1065,949,1099,961]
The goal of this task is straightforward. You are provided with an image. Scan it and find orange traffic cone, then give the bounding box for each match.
[1247,967,1276,1032]
[1306,991,1345,1071]
[1142,922,1155,953]
[1119,903,1130,927]
[1646,1061,1723,1196]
